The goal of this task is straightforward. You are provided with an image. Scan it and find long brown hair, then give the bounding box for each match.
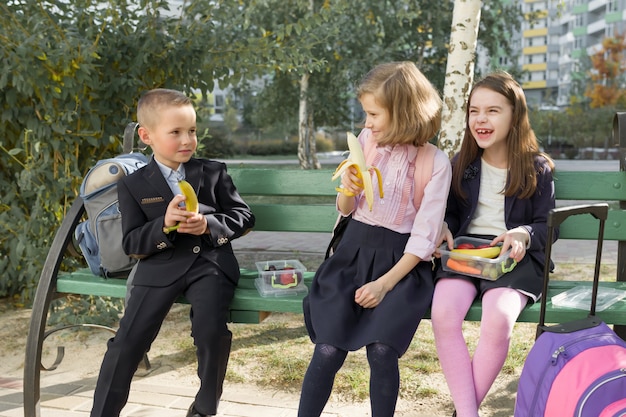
[357,62,442,147]
[452,72,554,200]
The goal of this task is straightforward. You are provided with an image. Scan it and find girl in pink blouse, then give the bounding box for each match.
[298,61,452,417]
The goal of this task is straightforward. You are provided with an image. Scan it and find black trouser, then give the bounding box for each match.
[90,257,235,417]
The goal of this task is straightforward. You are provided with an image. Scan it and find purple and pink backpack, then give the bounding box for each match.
[514,204,626,417]
[514,320,626,417]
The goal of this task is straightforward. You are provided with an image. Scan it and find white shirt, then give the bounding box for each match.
[467,158,507,236]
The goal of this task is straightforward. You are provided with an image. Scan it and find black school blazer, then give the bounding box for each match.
[117,157,255,287]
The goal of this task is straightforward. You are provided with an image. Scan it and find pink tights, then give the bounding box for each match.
[431,279,527,417]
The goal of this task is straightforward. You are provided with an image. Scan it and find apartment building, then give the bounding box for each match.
[518,0,626,108]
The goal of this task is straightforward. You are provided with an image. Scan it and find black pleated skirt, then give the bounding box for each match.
[303,219,434,357]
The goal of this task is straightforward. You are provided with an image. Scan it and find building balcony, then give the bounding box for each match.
[587,19,607,35]
[588,0,607,13]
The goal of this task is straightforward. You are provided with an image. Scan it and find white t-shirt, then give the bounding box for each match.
[466,158,507,236]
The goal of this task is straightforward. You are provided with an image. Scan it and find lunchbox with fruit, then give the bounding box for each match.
[254,259,309,297]
[439,237,517,281]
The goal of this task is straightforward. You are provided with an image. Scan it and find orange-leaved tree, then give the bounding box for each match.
[586,33,626,108]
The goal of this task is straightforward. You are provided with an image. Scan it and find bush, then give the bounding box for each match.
[314,136,335,153]
[246,138,299,156]
[199,129,236,158]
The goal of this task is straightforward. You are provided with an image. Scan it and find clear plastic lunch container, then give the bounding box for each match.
[254,259,308,297]
[439,237,517,281]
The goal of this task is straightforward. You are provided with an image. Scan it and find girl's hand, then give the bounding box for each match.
[493,227,529,262]
[434,222,453,258]
[355,280,387,308]
[340,165,364,197]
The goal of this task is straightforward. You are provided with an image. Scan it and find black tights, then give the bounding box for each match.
[297,342,400,417]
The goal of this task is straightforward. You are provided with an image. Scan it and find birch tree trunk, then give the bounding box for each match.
[308,111,321,169]
[439,0,482,157]
[297,0,317,169]
[298,72,311,169]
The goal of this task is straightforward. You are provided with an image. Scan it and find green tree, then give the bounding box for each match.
[244,0,524,166]
[0,0,332,300]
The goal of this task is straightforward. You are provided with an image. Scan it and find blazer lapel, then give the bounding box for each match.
[143,158,174,200]
[183,158,203,194]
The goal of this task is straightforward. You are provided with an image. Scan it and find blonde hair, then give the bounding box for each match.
[137,88,193,129]
[357,61,442,146]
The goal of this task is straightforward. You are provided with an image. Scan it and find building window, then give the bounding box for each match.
[214,94,224,114]
[574,36,584,50]
[607,24,615,38]
[574,14,584,28]
[531,71,546,81]
[607,0,618,12]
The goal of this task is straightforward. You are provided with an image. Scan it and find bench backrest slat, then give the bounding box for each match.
[230,168,337,197]
[553,171,626,201]
[228,168,626,242]
[249,204,337,233]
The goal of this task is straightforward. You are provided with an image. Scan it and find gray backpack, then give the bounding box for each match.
[74,153,148,277]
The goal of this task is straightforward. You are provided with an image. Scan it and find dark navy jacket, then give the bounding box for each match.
[445,154,557,270]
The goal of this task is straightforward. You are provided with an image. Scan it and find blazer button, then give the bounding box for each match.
[157,242,167,250]
[192,246,201,254]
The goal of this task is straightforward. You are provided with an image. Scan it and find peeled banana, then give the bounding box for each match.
[163,180,199,234]
[331,132,383,211]
[451,246,502,259]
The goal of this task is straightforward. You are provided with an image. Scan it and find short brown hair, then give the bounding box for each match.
[357,62,442,147]
[137,88,193,129]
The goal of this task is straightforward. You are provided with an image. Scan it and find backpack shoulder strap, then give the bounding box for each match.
[412,142,437,209]
[361,129,376,161]
[362,128,437,210]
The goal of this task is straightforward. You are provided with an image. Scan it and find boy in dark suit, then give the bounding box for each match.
[90,88,255,417]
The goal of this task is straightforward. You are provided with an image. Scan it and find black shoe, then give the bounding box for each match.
[186,402,213,417]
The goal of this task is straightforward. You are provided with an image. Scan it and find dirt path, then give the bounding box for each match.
[2,297,529,417]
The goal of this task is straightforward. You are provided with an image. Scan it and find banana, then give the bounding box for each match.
[178,180,199,213]
[451,246,502,259]
[331,131,384,211]
[163,180,199,233]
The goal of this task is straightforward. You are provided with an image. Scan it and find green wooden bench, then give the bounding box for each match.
[23,114,626,417]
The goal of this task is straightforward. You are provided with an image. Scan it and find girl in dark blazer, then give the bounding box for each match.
[90,89,254,417]
[431,72,556,417]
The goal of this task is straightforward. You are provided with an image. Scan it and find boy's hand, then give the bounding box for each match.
[164,194,208,235]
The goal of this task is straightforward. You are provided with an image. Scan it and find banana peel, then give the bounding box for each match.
[331,131,383,211]
[163,180,199,234]
[451,246,502,259]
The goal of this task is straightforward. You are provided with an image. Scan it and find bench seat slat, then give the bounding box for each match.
[55,270,626,326]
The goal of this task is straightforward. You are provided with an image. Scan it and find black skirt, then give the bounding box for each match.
[303,219,434,357]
